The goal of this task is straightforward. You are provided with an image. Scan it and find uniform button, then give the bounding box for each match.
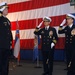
[70,41,72,43]
[71,36,72,37]
[8,33,9,34]
[66,35,68,37]
[66,42,68,43]
[70,39,72,40]
[44,43,45,44]
[5,24,7,26]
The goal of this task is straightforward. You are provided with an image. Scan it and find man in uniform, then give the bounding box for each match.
[0,2,13,75]
[34,17,58,75]
[58,14,75,75]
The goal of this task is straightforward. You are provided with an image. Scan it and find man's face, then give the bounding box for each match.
[66,18,73,25]
[44,20,50,26]
[3,7,8,16]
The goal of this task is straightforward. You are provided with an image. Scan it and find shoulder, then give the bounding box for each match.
[50,27,56,31]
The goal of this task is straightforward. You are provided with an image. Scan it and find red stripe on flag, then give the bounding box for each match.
[55,37,65,49]
[11,15,66,30]
[8,0,69,13]
[12,37,65,50]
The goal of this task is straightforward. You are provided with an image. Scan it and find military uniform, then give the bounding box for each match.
[0,2,13,75]
[34,26,58,75]
[58,14,75,75]
[0,15,13,75]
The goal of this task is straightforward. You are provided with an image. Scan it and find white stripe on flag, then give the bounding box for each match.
[14,38,20,58]
[12,26,65,40]
[70,6,75,13]
[7,3,70,22]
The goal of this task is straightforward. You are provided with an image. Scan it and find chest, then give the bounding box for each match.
[41,29,54,40]
[0,19,10,30]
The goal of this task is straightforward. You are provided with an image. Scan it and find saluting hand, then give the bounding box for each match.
[60,19,66,26]
[37,21,43,28]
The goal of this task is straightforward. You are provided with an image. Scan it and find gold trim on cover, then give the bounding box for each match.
[58,27,62,30]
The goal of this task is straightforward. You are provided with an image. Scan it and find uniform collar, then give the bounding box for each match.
[3,15,6,18]
[45,25,49,30]
[69,23,73,28]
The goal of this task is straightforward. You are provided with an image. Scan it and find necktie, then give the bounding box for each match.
[45,27,47,30]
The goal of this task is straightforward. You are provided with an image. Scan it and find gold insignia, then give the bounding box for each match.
[71,29,75,36]
[53,40,57,44]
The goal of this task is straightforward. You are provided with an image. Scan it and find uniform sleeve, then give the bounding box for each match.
[10,24,13,45]
[10,31,13,41]
[34,27,42,35]
[58,26,66,34]
[52,28,58,44]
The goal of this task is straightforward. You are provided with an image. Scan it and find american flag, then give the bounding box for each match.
[0,0,74,50]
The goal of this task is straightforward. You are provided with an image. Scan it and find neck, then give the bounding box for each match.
[68,23,73,26]
[45,25,49,27]
[3,14,6,17]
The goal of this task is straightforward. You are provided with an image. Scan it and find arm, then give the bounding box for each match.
[58,26,66,34]
[34,27,42,35]
[58,19,66,34]
[52,28,58,44]
[51,28,58,49]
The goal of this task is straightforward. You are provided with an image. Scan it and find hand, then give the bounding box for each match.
[37,21,43,28]
[60,19,66,26]
[51,43,55,49]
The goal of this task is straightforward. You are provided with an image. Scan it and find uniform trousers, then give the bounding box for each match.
[0,48,10,75]
[42,48,54,75]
